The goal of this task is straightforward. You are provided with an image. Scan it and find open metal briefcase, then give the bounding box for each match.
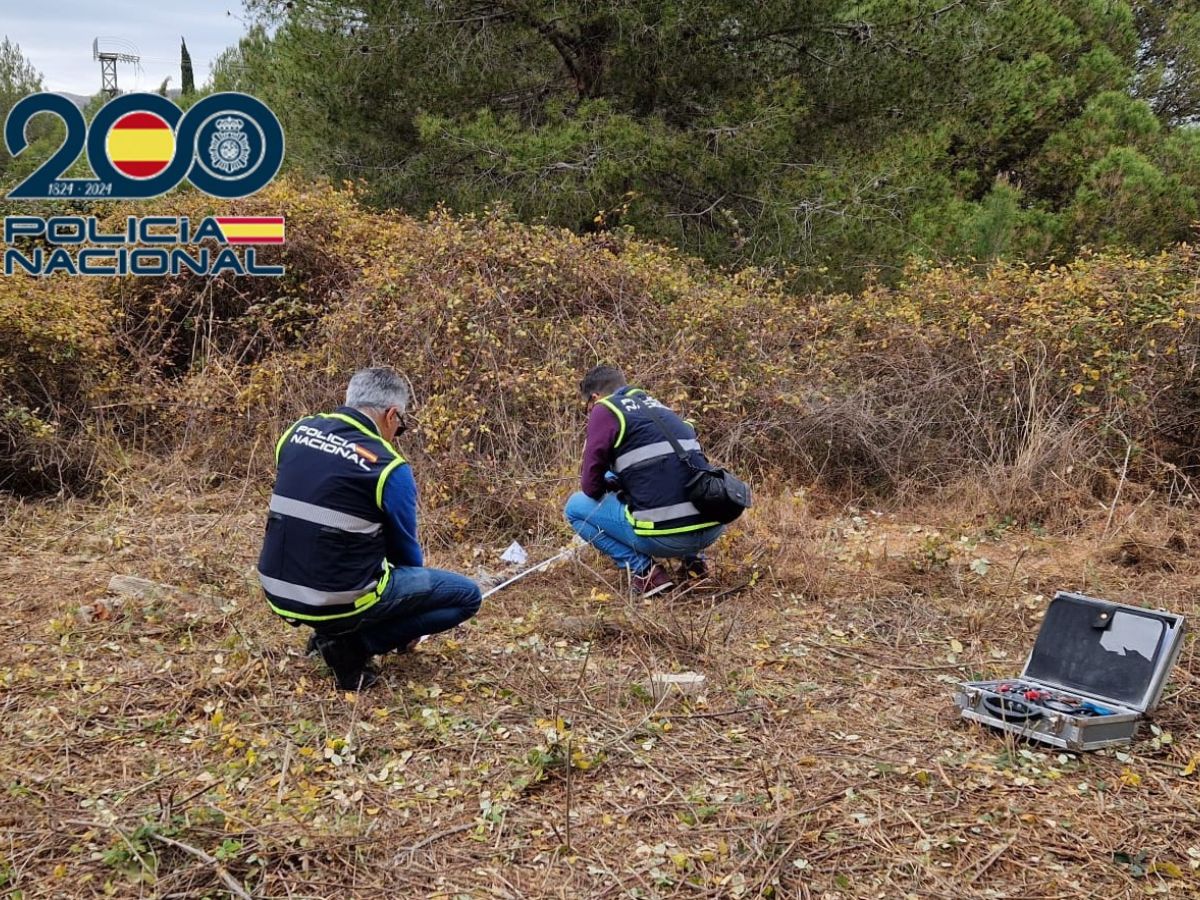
[955,591,1186,751]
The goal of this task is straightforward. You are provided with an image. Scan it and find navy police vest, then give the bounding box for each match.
[257,407,407,623]
[598,387,719,536]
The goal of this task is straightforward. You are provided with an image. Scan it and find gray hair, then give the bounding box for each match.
[345,367,411,412]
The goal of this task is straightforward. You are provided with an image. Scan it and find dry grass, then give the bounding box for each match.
[1,474,1198,899]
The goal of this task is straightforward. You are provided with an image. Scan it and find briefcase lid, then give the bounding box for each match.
[1020,591,1186,713]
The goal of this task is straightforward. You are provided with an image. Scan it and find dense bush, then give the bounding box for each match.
[2,179,1197,531]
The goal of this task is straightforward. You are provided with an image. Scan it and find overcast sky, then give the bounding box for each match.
[4,1,252,95]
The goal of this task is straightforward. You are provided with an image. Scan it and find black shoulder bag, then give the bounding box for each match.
[641,404,752,524]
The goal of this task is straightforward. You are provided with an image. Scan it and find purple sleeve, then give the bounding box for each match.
[580,405,619,499]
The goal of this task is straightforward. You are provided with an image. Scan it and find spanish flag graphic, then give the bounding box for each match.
[214,216,286,244]
[106,112,175,179]
[350,443,379,464]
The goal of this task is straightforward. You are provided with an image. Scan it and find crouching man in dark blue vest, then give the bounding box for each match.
[564,365,726,597]
[258,367,482,690]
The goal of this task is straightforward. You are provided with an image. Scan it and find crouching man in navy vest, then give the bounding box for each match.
[564,365,726,596]
[258,367,482,690]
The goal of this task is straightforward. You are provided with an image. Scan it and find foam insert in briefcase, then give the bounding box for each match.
[955,591,1186,751]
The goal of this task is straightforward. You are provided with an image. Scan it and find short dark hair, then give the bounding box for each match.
[580,364,626,399]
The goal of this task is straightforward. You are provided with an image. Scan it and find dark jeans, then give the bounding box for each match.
[313,566,482,655]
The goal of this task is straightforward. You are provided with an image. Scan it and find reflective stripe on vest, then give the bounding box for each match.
[628,500,702,522]
[261,564,392,622]
[259,572,381,607]
[268,494,383,535]
[614,439,700,473]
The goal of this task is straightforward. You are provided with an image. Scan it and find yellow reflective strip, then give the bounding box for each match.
[376,458,406,508]
[275,418,304,463]
[597,398,627,447]
[633,521,721,536]
[622,506,654,530]
[267,593,382,622]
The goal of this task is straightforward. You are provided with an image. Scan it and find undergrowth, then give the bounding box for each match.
[1,177,1198,533]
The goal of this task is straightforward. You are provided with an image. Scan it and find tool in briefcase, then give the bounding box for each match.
[955,591,1186,751]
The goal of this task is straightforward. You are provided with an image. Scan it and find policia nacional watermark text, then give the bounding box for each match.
[4,215,284,276]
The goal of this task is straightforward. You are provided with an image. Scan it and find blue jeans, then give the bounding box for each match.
[313,566,481,655]
[564,491,724,574]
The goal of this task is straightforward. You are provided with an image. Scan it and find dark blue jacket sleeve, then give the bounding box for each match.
[381,464,424,567]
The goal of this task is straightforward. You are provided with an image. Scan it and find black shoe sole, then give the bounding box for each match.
[334,668,380,691]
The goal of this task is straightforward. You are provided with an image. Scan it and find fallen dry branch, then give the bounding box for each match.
[149,833,254,900]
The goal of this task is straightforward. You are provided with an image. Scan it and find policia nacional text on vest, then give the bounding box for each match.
[597,387,720,536]
[258,407,407,623]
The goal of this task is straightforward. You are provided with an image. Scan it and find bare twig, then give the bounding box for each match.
[149,833,253,900]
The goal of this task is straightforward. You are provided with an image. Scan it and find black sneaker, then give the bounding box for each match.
[335,665,380,691]
[676,556,709,580]
[315,633,378,691]
[305,632,320,657]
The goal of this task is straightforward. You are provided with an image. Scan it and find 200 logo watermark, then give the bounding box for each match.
[3,92,286,276]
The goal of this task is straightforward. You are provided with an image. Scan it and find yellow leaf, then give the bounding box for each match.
[1119,768,1141,788]
[1181,753,1200,777]
[1150,861,1184,879]
[949,639,964,654]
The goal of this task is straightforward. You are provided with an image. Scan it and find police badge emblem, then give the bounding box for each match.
[208,116,252,175]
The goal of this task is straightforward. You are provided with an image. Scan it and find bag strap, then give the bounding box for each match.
[641,402,700,470]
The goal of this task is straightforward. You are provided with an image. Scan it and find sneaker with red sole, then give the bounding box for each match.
[631,563,675,597]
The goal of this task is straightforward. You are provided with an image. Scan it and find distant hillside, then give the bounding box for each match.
[55,91,95,109]
[54,88,182,109]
